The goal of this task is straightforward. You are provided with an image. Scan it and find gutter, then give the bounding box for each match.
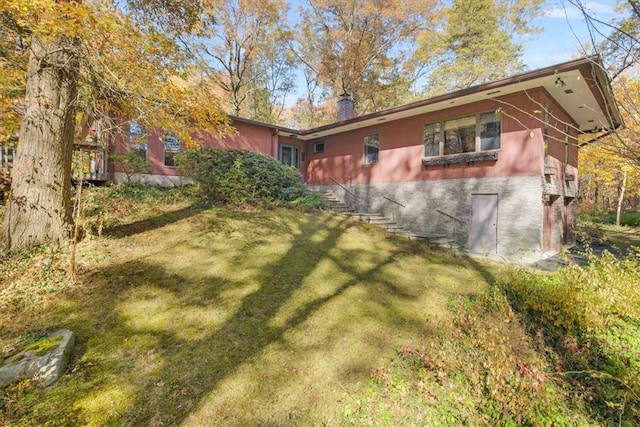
[579,127,620,147]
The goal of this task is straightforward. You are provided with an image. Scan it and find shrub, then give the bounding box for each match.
[497,249,640,424]
[110,153,153,183]
[176,148,324,209]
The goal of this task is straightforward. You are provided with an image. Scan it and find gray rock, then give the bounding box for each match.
[0,329,75,388]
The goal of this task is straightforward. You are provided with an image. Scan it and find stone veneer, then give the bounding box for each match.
[310,175,546,261]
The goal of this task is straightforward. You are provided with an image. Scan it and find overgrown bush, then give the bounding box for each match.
[176,148,325,210]
[498,250,640,424]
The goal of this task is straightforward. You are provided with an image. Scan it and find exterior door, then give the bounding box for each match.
[470,194,498,254]
[279,144,299,169]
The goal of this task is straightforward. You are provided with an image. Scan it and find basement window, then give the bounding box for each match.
[364,134,379,164]
[313,141,325,154]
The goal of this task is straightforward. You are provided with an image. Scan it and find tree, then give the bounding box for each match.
[569,1,640,217]
[579,75,640,222]
[246,29,297,124]
[196,0,294,122]
[295,0,436,116]
[580,143,638,224]
[417,0,543,94]
[1,1,81,249]
[0,0,231,250]
[570,0,640,79]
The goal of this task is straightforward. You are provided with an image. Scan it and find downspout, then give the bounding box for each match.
[271,128,279,159]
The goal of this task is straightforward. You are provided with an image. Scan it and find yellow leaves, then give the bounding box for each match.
[580,74,640,201]
[1,0,232,148]
[1,0,91,41]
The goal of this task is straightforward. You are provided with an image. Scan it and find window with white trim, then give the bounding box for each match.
[423,111,501,157]
[313,141,325,154]
[364,134,379,164]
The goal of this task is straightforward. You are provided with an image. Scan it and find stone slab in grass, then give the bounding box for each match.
[0,329,75,388]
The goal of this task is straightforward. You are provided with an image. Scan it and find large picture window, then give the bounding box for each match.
[163,135,181,167]
[423,111,501,157]
[364,134,379,164]
[444,116,476,155]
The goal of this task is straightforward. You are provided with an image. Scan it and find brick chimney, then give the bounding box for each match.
[337,93,354,121]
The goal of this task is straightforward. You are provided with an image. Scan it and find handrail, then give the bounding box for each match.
[329,176,357,197]
[383,196,405,208]
[436,209,464,224]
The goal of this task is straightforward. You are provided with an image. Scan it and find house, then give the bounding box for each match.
[111,56,622,260]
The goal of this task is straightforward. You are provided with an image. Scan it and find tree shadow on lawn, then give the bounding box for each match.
[37,211,434,426]
[102,203,206,238]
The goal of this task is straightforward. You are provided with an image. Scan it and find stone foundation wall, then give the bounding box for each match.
[309,176,545,260]
[112,172,193,187]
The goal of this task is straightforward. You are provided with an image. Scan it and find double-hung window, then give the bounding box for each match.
[364,134,379,164]
[424,111,501,157]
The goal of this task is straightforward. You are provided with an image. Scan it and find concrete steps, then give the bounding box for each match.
[314,189,458,249]
[317,191,354,214]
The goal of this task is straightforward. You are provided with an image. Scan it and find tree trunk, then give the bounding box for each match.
[616,171,627,227]
[2,34,79,250]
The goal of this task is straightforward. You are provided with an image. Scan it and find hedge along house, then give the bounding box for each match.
[113,56,621,260]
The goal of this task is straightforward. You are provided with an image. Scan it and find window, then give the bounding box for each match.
[423,111,501,157]
[480,111,501,150]
[129,122,147,162]
[423,123,440,157]
[163,135,181,167]
[313,141,325,154]
[444,116,476,155]
[364,134,379,164]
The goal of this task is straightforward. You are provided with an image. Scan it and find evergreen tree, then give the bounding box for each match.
[422,0,537,94]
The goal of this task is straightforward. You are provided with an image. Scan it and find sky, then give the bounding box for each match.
[283,1,624,107]
[519,0,622,69]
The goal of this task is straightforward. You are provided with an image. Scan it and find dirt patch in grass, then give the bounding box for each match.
[1,199,497,426]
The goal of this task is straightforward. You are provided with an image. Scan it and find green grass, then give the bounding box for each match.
[576,221,640,248]
[1,187,494,425]
[1,186,635,425]
[580,211,640,228]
